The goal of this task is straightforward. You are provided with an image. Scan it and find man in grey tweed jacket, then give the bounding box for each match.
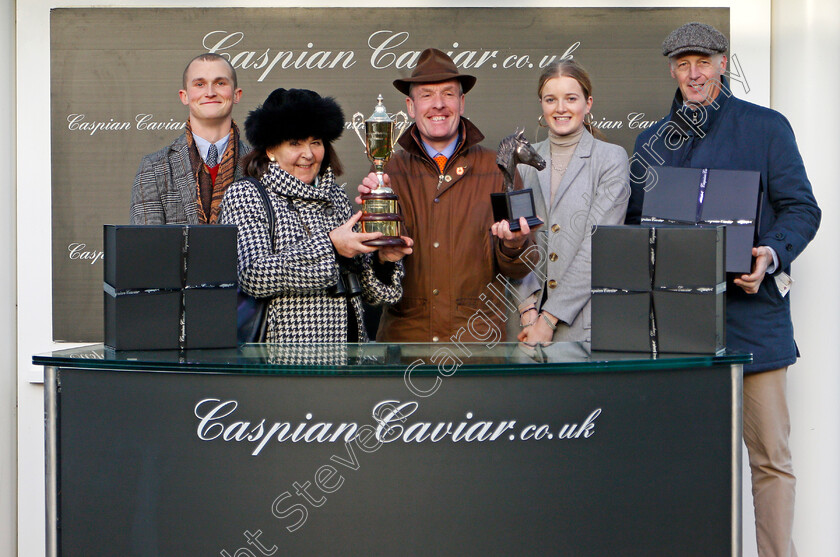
[130,53,250,225]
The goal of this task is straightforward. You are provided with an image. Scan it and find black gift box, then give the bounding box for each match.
[642,166,761,273]
[183,288,238,349]
[183,225,239,286]
[591,225,726,354]
[104,226,184,290]
[490,189,544,232]
[104,225,238,350]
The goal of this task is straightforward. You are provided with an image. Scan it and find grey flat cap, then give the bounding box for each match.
[662,22,728,57]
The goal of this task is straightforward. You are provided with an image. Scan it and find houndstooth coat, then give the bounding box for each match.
[219,164,403,343]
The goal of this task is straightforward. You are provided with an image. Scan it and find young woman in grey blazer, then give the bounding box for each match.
[517,60,630,344]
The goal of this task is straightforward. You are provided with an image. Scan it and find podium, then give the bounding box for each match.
[36,342,748,557]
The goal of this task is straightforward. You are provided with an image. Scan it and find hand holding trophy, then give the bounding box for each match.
[352,95,410,246]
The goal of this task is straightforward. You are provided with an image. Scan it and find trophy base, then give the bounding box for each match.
[491,189,542,231]
[360,211,405,246]
[362,237,408,247]
[506,216,544,232]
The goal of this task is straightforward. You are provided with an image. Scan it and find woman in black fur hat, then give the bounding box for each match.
[220,88,412,343]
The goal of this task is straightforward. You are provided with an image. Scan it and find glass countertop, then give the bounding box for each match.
[33,342,751,376]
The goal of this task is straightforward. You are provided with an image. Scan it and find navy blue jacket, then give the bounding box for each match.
[626,79,821,372]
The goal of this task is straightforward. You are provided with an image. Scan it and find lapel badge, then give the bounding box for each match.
[445,175,452,182]
[456,166,465,176]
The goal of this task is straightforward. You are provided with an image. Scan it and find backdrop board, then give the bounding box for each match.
[50,7,728,341]
[37,342,747,556]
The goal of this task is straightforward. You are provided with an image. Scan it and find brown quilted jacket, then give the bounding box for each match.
[377,118,537,342]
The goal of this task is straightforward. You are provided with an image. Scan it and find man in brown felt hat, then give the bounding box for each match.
[358,48,538,344]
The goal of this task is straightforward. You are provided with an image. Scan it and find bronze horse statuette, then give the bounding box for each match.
[496,129,546,192]
[491,129,546,232]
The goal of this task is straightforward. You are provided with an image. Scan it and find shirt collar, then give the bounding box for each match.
[192,133,230,164]
[421,136,459,160]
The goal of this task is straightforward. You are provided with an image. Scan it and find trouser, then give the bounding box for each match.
[743,367,797,557]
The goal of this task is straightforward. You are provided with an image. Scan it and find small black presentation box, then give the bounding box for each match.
[104,225,238,350]
[642,166,761,273]
[591,225,726,354]
[490,189,544,232]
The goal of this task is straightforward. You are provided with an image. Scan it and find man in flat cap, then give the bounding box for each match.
[626,22,820,556]
[358,48,536,343]
[131,53,250,224]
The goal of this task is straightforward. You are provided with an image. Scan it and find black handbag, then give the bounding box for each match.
[236,177,275,343]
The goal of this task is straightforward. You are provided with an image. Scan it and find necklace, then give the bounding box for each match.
[551,152,571,173]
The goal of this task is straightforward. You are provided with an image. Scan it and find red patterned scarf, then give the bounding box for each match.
[185,121,242,224]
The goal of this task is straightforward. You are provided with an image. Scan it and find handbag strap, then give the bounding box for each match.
[243,176,276,247]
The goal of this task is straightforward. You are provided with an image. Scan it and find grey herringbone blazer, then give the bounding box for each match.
[130,132,250,224]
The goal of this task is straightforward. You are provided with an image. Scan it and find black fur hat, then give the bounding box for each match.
[244,88,344,150]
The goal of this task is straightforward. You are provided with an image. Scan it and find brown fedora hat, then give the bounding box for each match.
[393,48,477,95]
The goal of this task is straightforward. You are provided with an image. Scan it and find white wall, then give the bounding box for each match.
[771,0,840,555]
[0,0,16,555]
[15,1,838,556]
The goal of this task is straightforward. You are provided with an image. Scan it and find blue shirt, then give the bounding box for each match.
[193,133,230,165]
[421,138,459,162]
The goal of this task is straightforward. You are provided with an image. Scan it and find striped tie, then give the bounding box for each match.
[206,143,218,167]
[433,154,447,174]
